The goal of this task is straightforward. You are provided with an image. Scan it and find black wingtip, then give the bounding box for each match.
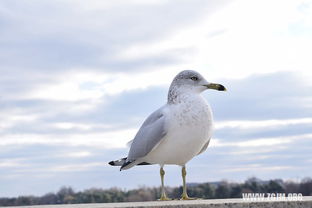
[120,161,132,171]
[119,165,126,171]
[108,161,114,166]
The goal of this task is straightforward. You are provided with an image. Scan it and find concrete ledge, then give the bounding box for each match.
[2,196,312,208]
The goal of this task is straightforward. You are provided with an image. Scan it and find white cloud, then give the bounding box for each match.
[68,0,169,11]
[53,122,93,131]
[221,164,292,173]
[0,113,39,131]
[118,0,312,81]
[213,133,312,148]
[26,69,175,102]
[3,0,312,104]
[0,128,136,148]
[215,117,312,130]
[65,151,92,158]
[0,159,28,168]
[221,146,288,156]
[25,71,106,102]
[46,162,107,172]
[7,162,108,174]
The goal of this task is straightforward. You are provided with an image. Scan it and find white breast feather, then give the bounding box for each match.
[143,94,213,166]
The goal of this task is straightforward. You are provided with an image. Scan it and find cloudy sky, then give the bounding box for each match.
[1,0,312,197]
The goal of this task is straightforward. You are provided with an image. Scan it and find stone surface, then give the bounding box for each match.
[1,196,312,208]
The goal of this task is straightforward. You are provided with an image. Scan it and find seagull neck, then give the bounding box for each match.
[167,86,199,104]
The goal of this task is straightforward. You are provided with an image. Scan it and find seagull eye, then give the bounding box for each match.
[190,76,198,81]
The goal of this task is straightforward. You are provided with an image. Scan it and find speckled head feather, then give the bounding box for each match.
[170,70,204,86]
[167,70,207,104]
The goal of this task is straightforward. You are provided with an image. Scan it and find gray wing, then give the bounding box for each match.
[127,106,168,161]
[197,139,211,155]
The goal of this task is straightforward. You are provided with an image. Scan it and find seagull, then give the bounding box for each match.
[109,70,226,200]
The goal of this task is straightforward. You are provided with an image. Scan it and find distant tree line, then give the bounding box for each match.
[0,177,311,206]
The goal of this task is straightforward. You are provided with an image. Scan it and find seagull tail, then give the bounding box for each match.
[108,157,152,171]
[108,157,127,166]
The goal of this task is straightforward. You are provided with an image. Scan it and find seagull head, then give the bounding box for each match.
[170,70,227,93]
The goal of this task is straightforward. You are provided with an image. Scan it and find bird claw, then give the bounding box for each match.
[158,196,172,201]
[180,194,198,200]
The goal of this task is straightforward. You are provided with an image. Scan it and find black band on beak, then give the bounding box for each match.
[204,83,227,91]
[217,85,226,91]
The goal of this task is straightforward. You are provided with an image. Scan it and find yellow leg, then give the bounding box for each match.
[180,166,196,200]
[158,167,171,201]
